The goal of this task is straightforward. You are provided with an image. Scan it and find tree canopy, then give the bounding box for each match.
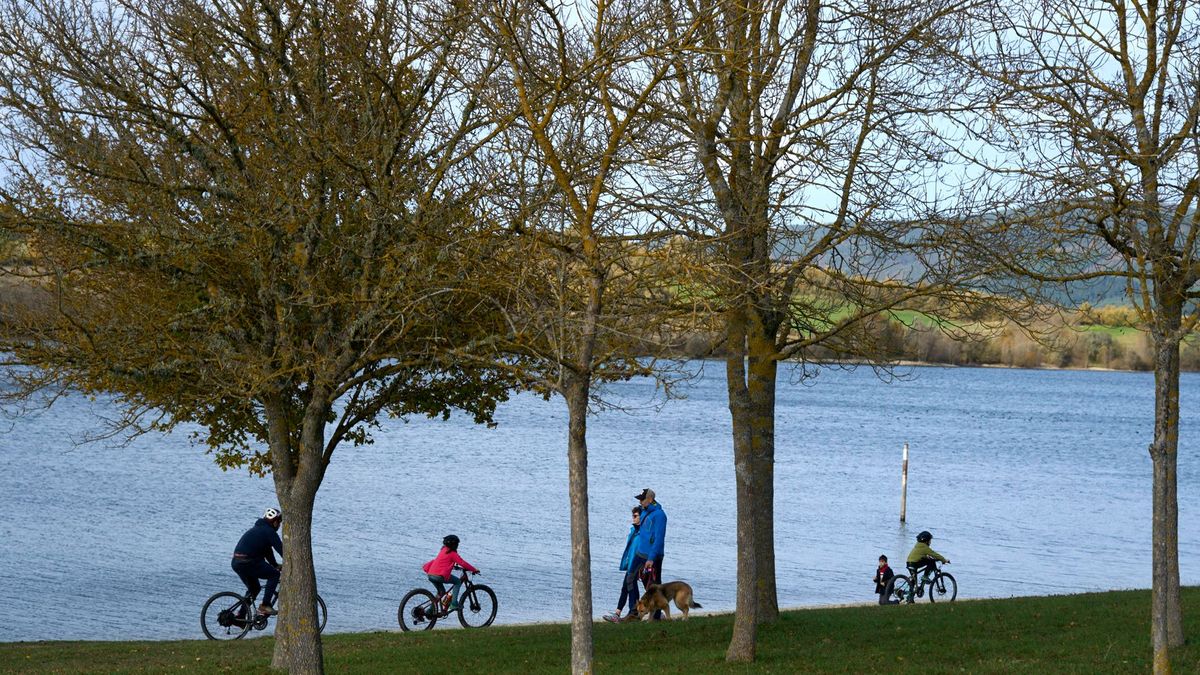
[0,0,514,670]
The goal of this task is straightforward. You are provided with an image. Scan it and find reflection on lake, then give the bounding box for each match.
[0,363,1196,640]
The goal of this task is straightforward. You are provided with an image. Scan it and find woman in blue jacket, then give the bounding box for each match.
[602,506,642,622]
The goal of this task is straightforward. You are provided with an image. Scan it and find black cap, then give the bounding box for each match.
[635,488,654,501]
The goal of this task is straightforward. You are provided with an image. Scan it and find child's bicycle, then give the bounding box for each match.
[200,587,328,640]
[397,565,498,631]
[883,561,957,603]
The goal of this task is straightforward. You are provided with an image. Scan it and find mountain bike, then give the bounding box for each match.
[201,587,328,640]
[883,561,957,604]
[397,566,497,631]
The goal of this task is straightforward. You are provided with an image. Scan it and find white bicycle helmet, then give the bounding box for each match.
[263,507,282,520]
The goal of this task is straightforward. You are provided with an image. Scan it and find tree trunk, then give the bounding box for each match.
[271,485,324,674]
[725,316,759,662]
[1166,451,1183,649]
[1151,450,1175,674]
[266,401,327,674]
[748,323,779,623]
[1150,309,1183,673]
[565,377,594,675]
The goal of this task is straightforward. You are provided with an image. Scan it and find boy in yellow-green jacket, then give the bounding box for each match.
[905,530,950,602]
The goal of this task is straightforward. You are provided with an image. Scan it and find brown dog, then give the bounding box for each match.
[634,581,702,620]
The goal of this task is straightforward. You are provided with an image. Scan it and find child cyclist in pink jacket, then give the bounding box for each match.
[422,534,480,611]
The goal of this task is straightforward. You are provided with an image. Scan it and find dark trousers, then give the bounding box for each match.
[906,558,938,600]
[627,554,648,615]
[232,558,280,607]
[649,556,664,618]
[618,565,641,612]
[907,557,938,580]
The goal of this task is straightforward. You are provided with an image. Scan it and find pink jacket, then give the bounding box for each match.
[422,546,479,578]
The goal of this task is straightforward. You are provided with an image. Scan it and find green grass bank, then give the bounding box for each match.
[3,589,1198,673]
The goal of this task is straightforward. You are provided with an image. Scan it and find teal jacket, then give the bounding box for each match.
[618,525,640,571]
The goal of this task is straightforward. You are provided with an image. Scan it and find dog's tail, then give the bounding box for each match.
[690,601,702,608]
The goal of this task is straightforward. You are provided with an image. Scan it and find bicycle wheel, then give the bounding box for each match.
[457,584,498,628]
[928,572,957,602]
[884,575,913,604]
[317,594,328,632]
[398,588,439,631]
[201,591,253,640]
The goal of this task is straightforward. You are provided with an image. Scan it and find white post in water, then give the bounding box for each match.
[900,442,909,523]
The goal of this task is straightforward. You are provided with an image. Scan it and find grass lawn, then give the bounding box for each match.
[3,588,1198,673]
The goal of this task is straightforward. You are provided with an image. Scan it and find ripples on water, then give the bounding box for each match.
[0,363,1196,640]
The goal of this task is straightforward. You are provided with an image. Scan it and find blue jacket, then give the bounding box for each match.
[619,525,640,571]
[233,518,283,563]
[635,502,667,560]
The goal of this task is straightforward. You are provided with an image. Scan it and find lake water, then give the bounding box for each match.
[1,363,1197,641]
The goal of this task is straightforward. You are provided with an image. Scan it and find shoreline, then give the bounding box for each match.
[0,586,1154,645]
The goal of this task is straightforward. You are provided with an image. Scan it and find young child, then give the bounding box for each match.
[905,530,949,602]
[603,506,643,622]
[873,554,898,605]
[422,534,480,611]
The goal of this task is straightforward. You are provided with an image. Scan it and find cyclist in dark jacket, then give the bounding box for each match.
[232,508,284,615]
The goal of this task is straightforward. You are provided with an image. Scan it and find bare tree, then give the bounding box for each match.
[653,0,988,660]
[960,1,1200,670]
[0,0,511,671]
[474,1,681,671]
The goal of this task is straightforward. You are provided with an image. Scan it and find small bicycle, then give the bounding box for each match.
[883,561,957,604]
[397,565,498,631]
[200,588,328,640]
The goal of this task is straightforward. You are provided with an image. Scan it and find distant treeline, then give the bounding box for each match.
[815,308,1200,372]
[676,305,1199,372]
[1,258,1192,372]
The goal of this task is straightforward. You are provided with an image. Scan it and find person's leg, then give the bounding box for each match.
[449,574,465,607]
[427,575,452,611]
[627,555,647,615]
[916,558,936,585]
[905,564,919,601]
[256,561,281,610]
[604,574,634,621]
[232,561,261,618]
[881,578,900,604]
[232,561,262,602]
[651,556,665,620]
[428,574,448,597]
[428,574,450,608]
[624,565,641,615]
